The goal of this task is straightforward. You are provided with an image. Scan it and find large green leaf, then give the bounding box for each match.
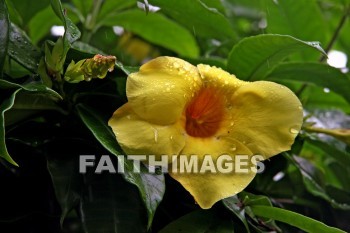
[98,0,136,21]
[265,62,350,104]
[264,0,327,60]
[28,6,62,45]
[0,79,62,166]
[0,0,9,74]
[227,34,327,80]
[222,196,250,233]
[250,205,346,233]
[0,88,21,166]
[149,0,236,39]
[7,0,49,26]
[285,153,350,210]
[76,104,165,228]
[47,150,148,232]
[8,23,41,73]
[100,9,199,58]
[159,210,234,233]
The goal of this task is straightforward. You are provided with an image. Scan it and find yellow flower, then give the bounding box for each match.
[108,56,303,209]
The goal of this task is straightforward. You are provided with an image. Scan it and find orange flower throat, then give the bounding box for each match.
[185,88,224,138]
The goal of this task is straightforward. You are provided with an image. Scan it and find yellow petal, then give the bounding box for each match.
[229,81,303,159]
[197,64,245,92]
[127,56,202,125]
[169,136,256,209]
[108,103,186,160]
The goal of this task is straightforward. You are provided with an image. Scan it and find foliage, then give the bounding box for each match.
[1,0,350,232]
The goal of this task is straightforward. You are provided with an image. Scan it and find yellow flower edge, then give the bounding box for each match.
[108,56,303,209]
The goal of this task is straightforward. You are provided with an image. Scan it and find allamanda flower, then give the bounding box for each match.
[108,56,303,209]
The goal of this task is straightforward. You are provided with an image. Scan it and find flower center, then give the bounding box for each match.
[185,88,224,138]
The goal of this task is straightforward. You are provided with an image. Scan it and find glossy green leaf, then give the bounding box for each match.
[50,0,81,52]
[159,210,234,233]
[100,9,199,58]
[0,0,9,74]
[265,62,350,103]
[0,88,20,166]
[149,0,236,39]
[7,23,41,73]
[264,0,327,60]
[223,196,250,233]
[227,34,327,80]
[250,205,346,233]
[76,104,165,228]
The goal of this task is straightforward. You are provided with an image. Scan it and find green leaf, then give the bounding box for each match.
[227,34,327,80]
[50,0,81,55]
[7,23,41,73]
[305,138,350,166]
[7,0,49,26]
[28,6,62,45]
[250,205,346,233]
[285,153,350,210]
[0,0,9,74]
[149,0,236,39]
[71,0,93,17]
[0,88,20,166]
[222,196,250,233]
[46,148,147,232]
[100,9,199,58]
[76,104,165,228]
[80,167,148,233]
[264,0,327,60]
[159,210,234,233]
[265,62,350,104]
[98,0,136,21]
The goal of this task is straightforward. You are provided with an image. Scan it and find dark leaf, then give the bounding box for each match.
[227,34,327,80]
[76,103,165,228]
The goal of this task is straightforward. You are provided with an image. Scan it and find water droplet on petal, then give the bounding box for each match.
[230,121,235,126]
[230,145,237,151]
[152,127,158,143]
[289,127,299,134]
[298,105,303,110]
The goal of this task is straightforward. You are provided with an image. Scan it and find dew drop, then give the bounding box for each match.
[152,127,159,143]
[230,145,237,151]
[170,135,173,140]
[173,62,180,69]
[230,121,235,126]
[289,127,299,134]
[323,87,330,93]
